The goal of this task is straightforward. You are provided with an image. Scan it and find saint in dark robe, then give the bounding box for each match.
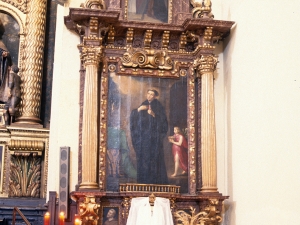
[130,89,168,184]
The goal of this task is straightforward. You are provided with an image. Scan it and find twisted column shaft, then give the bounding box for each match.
[17,0,46,124]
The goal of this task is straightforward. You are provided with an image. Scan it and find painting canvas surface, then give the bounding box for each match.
[128,0,168,23]
[106,74,188,193]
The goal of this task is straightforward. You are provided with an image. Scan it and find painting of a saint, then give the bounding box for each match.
[103,208,119,225]
[130,89,168,184]
[106,74,188,192]
[128,0,168,23]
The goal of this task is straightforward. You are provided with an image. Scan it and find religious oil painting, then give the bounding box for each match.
[106,74,188,193]
[0,11,20,66]
[0,145,4,192]
[102,207,119,225]
[127,0,169,23]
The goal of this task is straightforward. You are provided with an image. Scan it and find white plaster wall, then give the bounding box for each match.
[213,0,300,224]
[47,3,82,198]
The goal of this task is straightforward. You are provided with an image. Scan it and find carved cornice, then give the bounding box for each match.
[121,47,173,70]
[193,55,218,77]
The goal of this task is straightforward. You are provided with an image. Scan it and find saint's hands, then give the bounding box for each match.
[137,105,155,117]
[137,105,148,112]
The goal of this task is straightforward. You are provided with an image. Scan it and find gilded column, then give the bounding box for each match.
[194,54,218,193]
[79,45,102,189]
[17,0,47,125]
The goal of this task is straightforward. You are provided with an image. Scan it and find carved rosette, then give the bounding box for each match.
[194,55,218,193]
[79,196,100,224]
[17,0,47,124]
[80,46,103,190]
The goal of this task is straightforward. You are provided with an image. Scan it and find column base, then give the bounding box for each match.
[79,182,100,190]
[200,186,219,193]
[15,116,42,128]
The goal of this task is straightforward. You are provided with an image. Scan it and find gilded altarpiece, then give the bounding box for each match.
[66,0,234,224]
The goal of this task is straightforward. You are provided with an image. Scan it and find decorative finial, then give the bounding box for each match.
[190,0,214,19]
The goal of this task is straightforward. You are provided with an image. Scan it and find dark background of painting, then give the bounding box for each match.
[0,11,20,66]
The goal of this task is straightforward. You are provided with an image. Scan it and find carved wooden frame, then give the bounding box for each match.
[0,144,5,192]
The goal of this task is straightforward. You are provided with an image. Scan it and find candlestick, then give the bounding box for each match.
[59,212,65,225]
[44,212,50,225]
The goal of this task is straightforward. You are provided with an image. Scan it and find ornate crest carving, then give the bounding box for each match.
[121,47,173,70]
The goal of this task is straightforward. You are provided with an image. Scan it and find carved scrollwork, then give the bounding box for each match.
[79,196,101,225]
[83,0,106,9]
[190,0,214,19]
[174,199,222,225]
[122,47,173,70]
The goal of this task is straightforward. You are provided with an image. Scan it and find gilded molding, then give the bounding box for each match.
[121,47,173,70]
[17,0,47,124]
[8,140,44,155]
[174,199,222,225]
[99,64,108,191]
[193,55,218,77]
[121,197,131,219]
[79,196,101,224]
[190,0,214,19]
[188,66,197,194]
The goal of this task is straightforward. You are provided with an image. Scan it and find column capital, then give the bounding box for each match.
[80,46,103,67]
[194,54,218,78]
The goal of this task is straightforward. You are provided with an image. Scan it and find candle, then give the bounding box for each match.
[74,218,80,225]
[44,212,50,225]
[59,212,65,225]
